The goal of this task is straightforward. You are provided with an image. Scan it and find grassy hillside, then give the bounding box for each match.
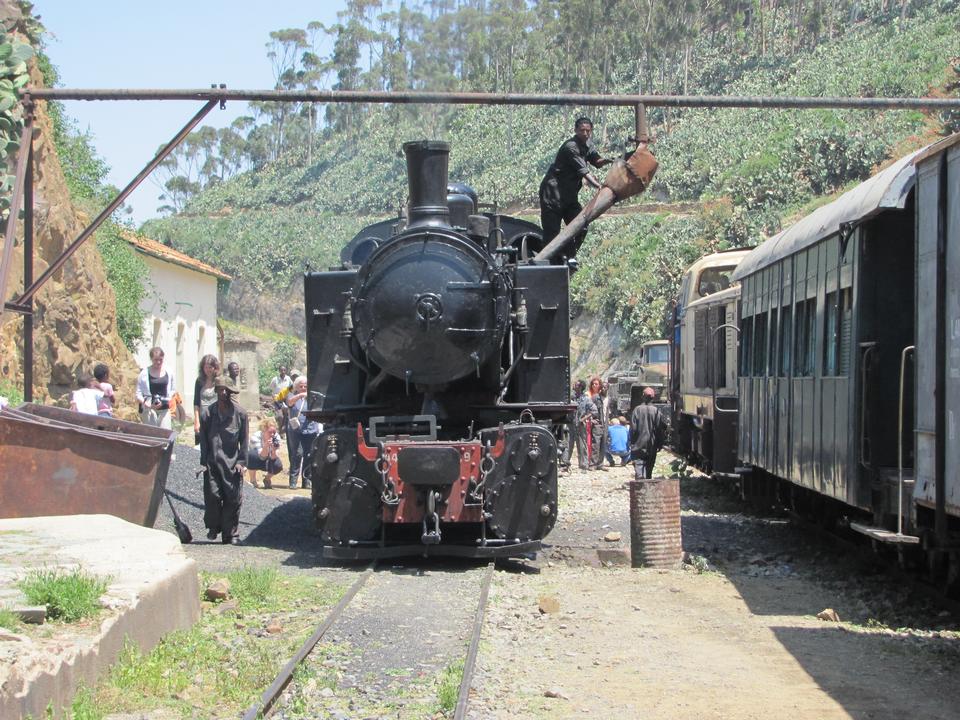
[141,1,960,342]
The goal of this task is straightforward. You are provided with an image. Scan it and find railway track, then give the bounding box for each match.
[242,560,497,719]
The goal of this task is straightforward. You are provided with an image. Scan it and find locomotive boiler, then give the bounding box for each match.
[302,140,572,559]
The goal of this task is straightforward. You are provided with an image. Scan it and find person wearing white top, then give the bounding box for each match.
[269,366,292,396]
[135,346,176,429]
[70,373,104,416]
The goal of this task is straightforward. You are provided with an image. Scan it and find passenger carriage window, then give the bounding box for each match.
[768,308,778,378]
[753,312,767,377]
[740,315,753,376]
[838,287,852,375]
[803,298,816,376]
[824,290,839,376]
[778,304,792,376]
[793,298,816,377]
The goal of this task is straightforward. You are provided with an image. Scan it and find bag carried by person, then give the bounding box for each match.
[169,391,188,424]
[288,402,301,431]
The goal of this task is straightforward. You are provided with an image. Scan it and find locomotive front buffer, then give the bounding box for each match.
[311,419,558,559]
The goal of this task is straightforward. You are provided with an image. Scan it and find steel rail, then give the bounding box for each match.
[454,560,496,720]
[23,87,960,110]
[241,562,376,720]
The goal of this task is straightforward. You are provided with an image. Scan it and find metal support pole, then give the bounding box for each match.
[0,105,34,321]
[634,103,649,143]
[24,87,960,111]
[23,128,33,402]
[16,100,218,306]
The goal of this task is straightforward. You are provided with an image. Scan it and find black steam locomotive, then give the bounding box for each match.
[302,140,572,559]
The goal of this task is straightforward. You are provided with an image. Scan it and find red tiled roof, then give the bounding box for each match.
[120,230,232,281]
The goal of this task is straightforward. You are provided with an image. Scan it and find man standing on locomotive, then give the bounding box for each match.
[629,386,668,479]
[538,116,613,256]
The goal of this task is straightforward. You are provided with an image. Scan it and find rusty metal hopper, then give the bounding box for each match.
[0,404,176,527]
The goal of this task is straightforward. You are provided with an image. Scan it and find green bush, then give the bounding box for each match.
[0,29,34,233]
[94,223,148,352]
[258,338,299,395]
[0,375,23,405]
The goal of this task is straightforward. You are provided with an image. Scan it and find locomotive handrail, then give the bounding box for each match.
[898,345,915,537]
[711,323,740,415]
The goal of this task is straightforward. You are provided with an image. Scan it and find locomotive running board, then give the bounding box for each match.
[322,540,541,560]
[849,522,920,545]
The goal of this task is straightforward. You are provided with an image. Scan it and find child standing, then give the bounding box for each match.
[93,363,114,417]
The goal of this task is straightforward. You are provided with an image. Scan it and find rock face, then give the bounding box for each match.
[0,6,139,412]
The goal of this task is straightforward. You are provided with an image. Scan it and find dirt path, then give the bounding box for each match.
[467,458,960,720]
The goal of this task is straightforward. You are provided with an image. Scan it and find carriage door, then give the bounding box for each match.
[856,210,915,515]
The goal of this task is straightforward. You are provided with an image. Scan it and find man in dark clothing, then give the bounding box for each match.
[200,376,249,545]
[629,386,668,479]
[538,117,613,257]
[572,379,593,471]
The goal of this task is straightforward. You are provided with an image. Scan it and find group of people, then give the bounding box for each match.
[572,376,668,480]
[70,351,318,545]
[69,363,115,417]
[265,366,319,492]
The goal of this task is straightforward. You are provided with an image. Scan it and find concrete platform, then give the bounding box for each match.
[0,515,200,719]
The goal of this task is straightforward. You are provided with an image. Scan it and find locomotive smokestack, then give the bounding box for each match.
[404,140,451,228]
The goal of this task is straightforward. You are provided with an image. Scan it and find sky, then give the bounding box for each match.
[36,1,348,224]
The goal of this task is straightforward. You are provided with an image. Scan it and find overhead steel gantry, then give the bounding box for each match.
[3,87,960,400]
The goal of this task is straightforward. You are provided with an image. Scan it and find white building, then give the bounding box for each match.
[123,231,231,404]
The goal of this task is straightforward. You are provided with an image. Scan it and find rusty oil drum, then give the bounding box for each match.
[628,477,682,568]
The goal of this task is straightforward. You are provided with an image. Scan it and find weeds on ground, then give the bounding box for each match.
[0,607,20,629]
[70,569,345,719]
[227,565,279,608]
[17,568,110,622]
[436,659,464,712]
[64,685,98,719]
[686,554,712,574]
